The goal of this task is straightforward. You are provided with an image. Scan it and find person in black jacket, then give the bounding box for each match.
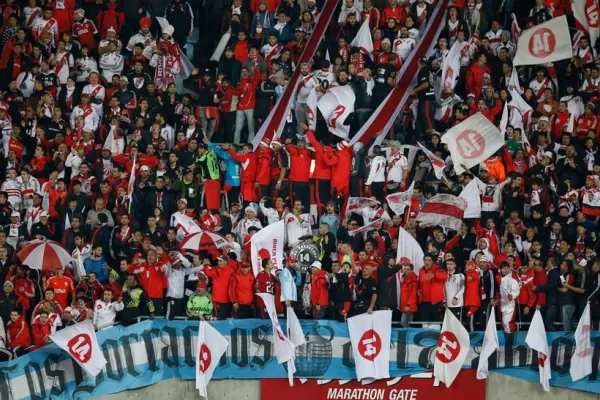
[476,254,497,331]
[329,261,351,322]
[165,0,194,48]
[534,257,560,331]
[144,176,176,220]
[353,263,378,315]
[89,214,112,258]
[377,258,401,310]
[0,281,22,330]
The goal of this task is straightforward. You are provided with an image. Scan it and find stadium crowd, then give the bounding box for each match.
[0,0,598,358]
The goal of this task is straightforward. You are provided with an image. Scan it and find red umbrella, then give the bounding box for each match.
[179,231,228,254]
[17,240,73,271]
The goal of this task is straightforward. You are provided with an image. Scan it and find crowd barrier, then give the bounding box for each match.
[0,319,598,399]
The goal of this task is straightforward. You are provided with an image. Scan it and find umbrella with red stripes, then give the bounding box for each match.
[17,240,73,271]
[179,231,228,254]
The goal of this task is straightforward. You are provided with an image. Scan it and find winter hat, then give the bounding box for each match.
[140,17,151,28]
[163,25,175,37]
[311,261,322,269]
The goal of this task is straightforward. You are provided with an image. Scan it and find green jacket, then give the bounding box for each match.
[196,150,221,181]
[187,293,214,316]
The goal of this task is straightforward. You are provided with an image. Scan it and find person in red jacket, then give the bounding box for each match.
[310,261,329,319]
[7,309,31,353]
[228,143,258,204]
[400,263,418,328]
[325,141,353,207]
[255,251,277,319]
[31,311,53,349]
[97,0,125,40]
[518,261,537,322]
[204,255,238,320]
[418,255,448,324]
[464,260,481,330]
[7,264,35,312]
[381,0,407,27]
[465,53,489,102]
[46,0,74,33]
[304,127,333,208]
[533,260,548,310]
[233,66,261,144]
[229,262,255,319]
[128,249,167,315]
[256,138,274,198]
[285,136,311,212]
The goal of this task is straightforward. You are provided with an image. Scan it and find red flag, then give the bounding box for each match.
[415,194,466,231]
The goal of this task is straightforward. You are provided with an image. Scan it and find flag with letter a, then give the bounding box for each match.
[434,309,470,387]
[348,310,392,380]
[50,319,106,377]
[196,321,229,398]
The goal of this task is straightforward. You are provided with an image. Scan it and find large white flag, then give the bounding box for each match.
[351,19,373,59]
[570,303,593,381]
[508,66,523,94]
[50,320,106,377]
[196,321,229,398]
[572,0,600,47]
[508,89,533,131]
[286,306,306,386]
[171,212,202,241]
[441,113,505,174]
[476,310,499,379]
[318,86,355,139]
[348,310,392,381]
[439,40,461,97]
[250,220,285,276]
[459,180,482,219]
[499,101,509,135]
[434,308,470,387]
[385,181,415,216]
[257,293,296,364]
[513,16,573,66]
[525,310,551,392]
[417,142,446,180]
[396,227,424,276]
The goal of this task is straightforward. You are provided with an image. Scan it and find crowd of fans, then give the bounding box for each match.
[0,0,598,359]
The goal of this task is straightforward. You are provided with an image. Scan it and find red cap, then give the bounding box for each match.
[399,257,411,264]
[140,17,151,28]
[258,249,271,261]
[197,281,207,289]
[286,256,296,263]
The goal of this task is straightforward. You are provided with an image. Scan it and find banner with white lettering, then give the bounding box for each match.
[513,16,574,66]
[1,320,600,399]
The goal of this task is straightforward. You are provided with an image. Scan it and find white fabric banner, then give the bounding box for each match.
[572,0,600,47]
[459,180,482,219]
[525,310,551,392]
[513,16,574,66]
[50,320,107,377]
[351,18,374,58]
[250,220,285,276]
[570,303,593,381]
[196,321,229,398]
[256,293,296,365]
[434,309,470,387]
[348,310,393,381]
[396,227,425,276]
[385,181,414,216]
[476,310,499,379]
[417,142,446,180]
[306,88,318,131]
[439,40,461,96]
[318,86,355,139]
[441,113,504,174]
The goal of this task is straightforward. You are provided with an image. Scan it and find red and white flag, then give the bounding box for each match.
[510,13,521,42]
[286,306,306,386]
[439,40,461,96]
[582,187,600,216]
[415,194,466,231]
[127,156,136,208]
[572,0,600,47]
[525,309,551,392]
[508,89,533,132]
[196,321,229,398]
[417,142,446,180]
[345,197,380,220]
[441,112,504,174]
[318,86,355,140]
[257,293,296,365]
[348,310,392,381]
[50,320,106,377]
[434,308,470,387]
[250,220,285,276]
[385,181,414,216]
[459,180,481,219]
[508,66,523,94]
[514,16,573,66]
[351,18,373,59]
[171,212,202,240]
[570,303,593,381]
[476,310,499,379]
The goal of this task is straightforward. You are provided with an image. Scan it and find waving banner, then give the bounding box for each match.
[250,220,285,276]
[513,16,574,66]
[572,0,600,47]
[318,85,356,140]
[0,320,600,399]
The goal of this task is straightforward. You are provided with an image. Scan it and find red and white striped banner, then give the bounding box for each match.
[349,0,449,146]
[251,0,339,149]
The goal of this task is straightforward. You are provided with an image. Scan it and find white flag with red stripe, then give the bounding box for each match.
[439,40,461,96]
[415,194,466,231]
[385,181,414,216]
[514,16,573,66]
[572,0,600,47]
[318,85,355,140]
[511,13,521,42]
[50,320,106,377]
[417,142,446,180]
[525,310,551,392]
[170,213,202,240]
[441,113,504,174]
[351,18,373,60]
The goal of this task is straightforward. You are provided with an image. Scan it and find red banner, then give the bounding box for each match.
[251,0,340,149]
[261,370,485,400]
